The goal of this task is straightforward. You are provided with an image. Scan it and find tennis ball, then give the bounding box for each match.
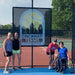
[68,61,72,68]
[68,61,71,65]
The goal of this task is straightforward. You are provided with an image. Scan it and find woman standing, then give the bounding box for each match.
[3,32,13,73]
[46,39,59,69]
[12,32,22,70]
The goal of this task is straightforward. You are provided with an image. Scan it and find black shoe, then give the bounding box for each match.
[12,67,16,71]
[18,67,22,70]
[55,69,60,72]
[59,69,64,74]
[59,69,63,72]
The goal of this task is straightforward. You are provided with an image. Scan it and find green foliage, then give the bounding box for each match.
[52,0,73,30]
[0,24,12,29]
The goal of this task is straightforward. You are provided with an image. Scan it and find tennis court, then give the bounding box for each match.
[0,28,74,75]
[0,1,75,74]
[0,35,72,68]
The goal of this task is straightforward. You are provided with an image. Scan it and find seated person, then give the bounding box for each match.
[56,41,69,73]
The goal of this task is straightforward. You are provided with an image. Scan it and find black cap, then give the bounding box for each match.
[54,39,57,42]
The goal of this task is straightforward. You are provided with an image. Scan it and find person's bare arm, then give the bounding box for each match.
[19,38,21,54]
[67,52,70,60]
[55,49,59,57]
[3,39,7,52]
[11,35,13,41]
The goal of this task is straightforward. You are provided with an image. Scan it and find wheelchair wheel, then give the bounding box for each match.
[51,56,58,69]
[67,58,75,73]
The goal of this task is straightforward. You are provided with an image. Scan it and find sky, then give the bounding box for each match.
[0,0,52,25]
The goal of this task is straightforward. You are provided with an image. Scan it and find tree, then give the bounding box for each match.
[52,0,73,30]
[0,24,12,29]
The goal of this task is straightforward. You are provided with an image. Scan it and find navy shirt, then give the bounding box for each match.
[58,47,68,58]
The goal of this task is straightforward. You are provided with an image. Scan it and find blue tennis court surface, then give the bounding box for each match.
[0,68,75,75]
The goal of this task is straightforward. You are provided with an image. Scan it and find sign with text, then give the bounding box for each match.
[13,7,52,46]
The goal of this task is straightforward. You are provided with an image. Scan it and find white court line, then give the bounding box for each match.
[40,47,47,55]
[41,47,58,56]
[41,47,47,52]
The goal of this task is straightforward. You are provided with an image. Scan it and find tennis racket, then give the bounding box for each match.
[67,58,74,73]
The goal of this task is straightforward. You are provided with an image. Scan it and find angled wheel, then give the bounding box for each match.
[51,56,58,69]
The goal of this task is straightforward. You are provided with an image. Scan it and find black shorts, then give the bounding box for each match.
[46,52,54,55]
[4,51,12,57]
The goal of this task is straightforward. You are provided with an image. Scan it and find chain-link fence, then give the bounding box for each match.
[0,29,72,68]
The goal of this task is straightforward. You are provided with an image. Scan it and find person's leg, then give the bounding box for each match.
[49,55,52,66]
[50,51,55,65]
[17,53,21,67]
[5,57,11,71]
[12,54,15,68]
[48,55,52,69]
[61,58,67,69]
[59,58,65,72]
[64,59,67,69]
[56,57,60,71]
[51,55,54,64]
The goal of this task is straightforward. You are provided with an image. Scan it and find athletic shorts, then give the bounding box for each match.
[4,51,12,57]
[46,52,54,55]
[12,49,20,54]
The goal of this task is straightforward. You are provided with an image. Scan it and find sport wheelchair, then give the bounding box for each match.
[51,56,75,74]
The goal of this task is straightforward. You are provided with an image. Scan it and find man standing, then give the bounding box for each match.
[46,39,59,69]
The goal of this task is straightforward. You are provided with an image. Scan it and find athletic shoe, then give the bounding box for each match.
[48,66,52,69]
[59,69,64,74]
[18,67,22,70]
[55,69,60,72]
[61,71,64,74]
[3,70,10,73]
[8,69,11,72]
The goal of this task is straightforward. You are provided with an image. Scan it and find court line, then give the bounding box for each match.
[41,47,58,56]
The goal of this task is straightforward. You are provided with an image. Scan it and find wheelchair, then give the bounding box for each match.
[51,56,75,74]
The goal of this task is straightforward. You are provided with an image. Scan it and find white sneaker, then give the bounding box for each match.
[3,70,10,73]
[8,70,11,72]
[48,66,51,69]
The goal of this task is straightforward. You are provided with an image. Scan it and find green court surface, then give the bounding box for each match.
[0,40,4,49]
[57,40,72,50]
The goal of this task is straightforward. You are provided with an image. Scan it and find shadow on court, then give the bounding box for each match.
[0,68,75,75]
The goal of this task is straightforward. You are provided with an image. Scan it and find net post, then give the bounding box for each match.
[50,9,52,43]
[12,7,14,36]
[31,0,33,68]
[31,45,33,68]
